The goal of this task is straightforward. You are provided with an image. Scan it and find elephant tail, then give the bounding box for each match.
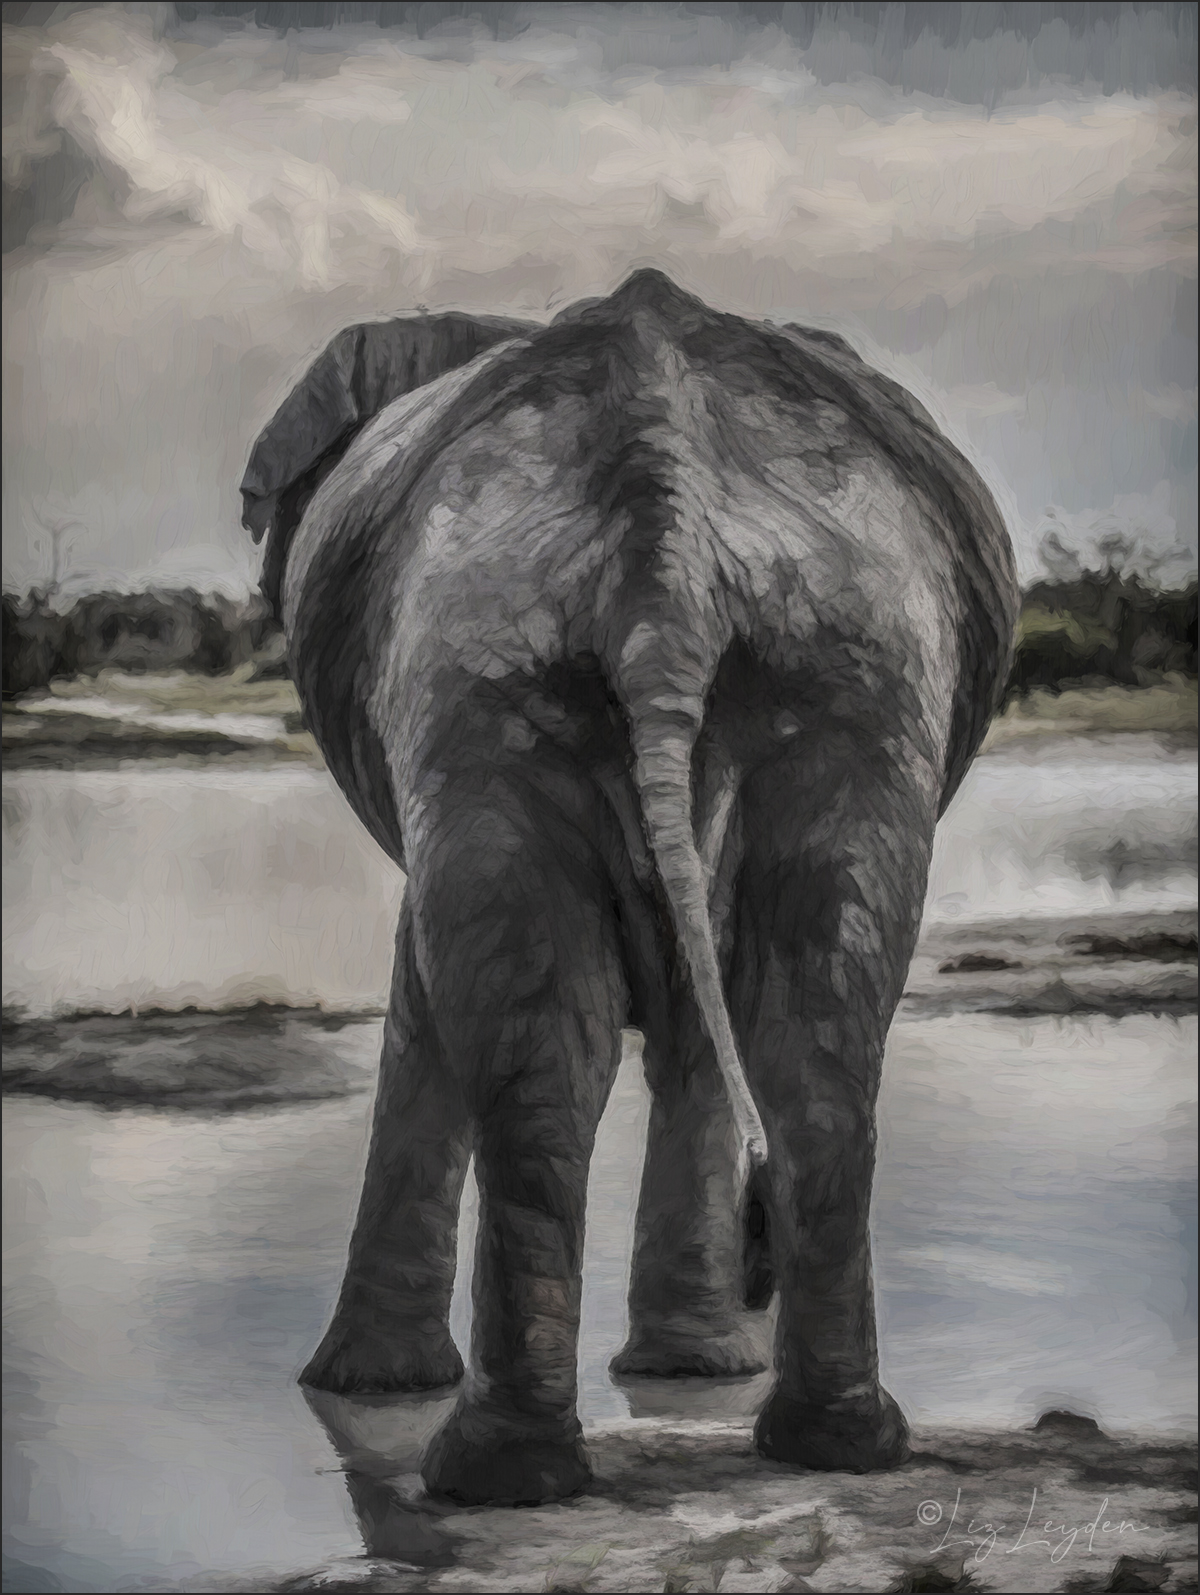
[626,703,769,1169]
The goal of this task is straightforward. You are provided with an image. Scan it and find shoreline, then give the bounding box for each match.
[4,959,1196,1113]
[197,1416,1199,1594]
[3,677,1197,770]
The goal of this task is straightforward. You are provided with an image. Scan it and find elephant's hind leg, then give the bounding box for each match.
[732,745,936,1473]
[610,1003,772,1380]
[301,901,471,1395]
[422,1095,609,1507]
[414,788,628,1506]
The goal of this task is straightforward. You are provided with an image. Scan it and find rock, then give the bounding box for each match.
[1034,1411,1106,1438]
[1103,1555,1172,1592]
[717,1568,801,1592]
[271,1561,421,1591]
[886,1561,974,1593]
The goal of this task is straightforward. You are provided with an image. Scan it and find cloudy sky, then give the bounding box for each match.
[2,0,1195,596]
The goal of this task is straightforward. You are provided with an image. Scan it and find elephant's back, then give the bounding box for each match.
[283,274,1019,839]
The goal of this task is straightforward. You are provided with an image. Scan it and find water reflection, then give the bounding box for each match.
[612,1295,779,1422]
[615,1369,774,1423]
[302,1388,458,1569]
[301,1372,775,1568]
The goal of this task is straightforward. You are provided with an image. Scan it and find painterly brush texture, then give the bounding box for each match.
[2,6,1196,1595]
[241,266,1019,1504]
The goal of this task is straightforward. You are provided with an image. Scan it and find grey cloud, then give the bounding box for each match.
[1,2,1195,591]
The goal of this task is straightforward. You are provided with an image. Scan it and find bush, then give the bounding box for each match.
[1006,573,1196,698]
[2,590,70,698]
[2,587,283,698]
[2,569,1196,702]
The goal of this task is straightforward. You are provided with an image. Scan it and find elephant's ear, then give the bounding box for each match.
[241,312,538,608]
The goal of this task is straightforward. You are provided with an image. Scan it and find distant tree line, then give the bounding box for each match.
[1008,571,1197,695]
[2,588,284,699]
[2,569,1197,701]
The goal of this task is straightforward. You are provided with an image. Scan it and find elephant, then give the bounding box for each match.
[241,268,1019,1507]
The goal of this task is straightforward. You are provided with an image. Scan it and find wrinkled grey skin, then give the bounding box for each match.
[241,270,1018,1507]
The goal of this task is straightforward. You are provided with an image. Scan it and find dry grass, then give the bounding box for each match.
[983,677,1197,750]
[5,672,1196,766]
[34,664,303,720]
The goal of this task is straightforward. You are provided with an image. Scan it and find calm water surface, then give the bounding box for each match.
[3,738,1196,1018]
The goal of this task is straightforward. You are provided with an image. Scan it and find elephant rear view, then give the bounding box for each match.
[242,268,1018,1507]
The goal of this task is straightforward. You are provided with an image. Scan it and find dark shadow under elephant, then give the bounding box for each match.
[241,268,1019,1507]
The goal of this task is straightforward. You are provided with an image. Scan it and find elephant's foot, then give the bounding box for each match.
[754,1385,910,1473]
[610,1313,771,1379]
[421,1402,592,1507]
[300,1322,463,1395]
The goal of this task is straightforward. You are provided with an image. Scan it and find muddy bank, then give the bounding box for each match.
[3,906,1194,1111]
[903,910,1197,1019]
[3,677,1196,769]
[0,1004,381,1110]
[204,1415,1199,1595]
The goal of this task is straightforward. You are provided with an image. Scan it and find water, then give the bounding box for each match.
[3,740,1197,1590]
[924,737,1197,926]
[3,1011,1195,1592]
[2,765,404,1020]
[3,739,1195,1020]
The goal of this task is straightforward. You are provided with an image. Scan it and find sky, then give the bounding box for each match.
[1,0,1196,597]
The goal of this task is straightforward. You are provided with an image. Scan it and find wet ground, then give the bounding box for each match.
[3,735,1197,1592]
